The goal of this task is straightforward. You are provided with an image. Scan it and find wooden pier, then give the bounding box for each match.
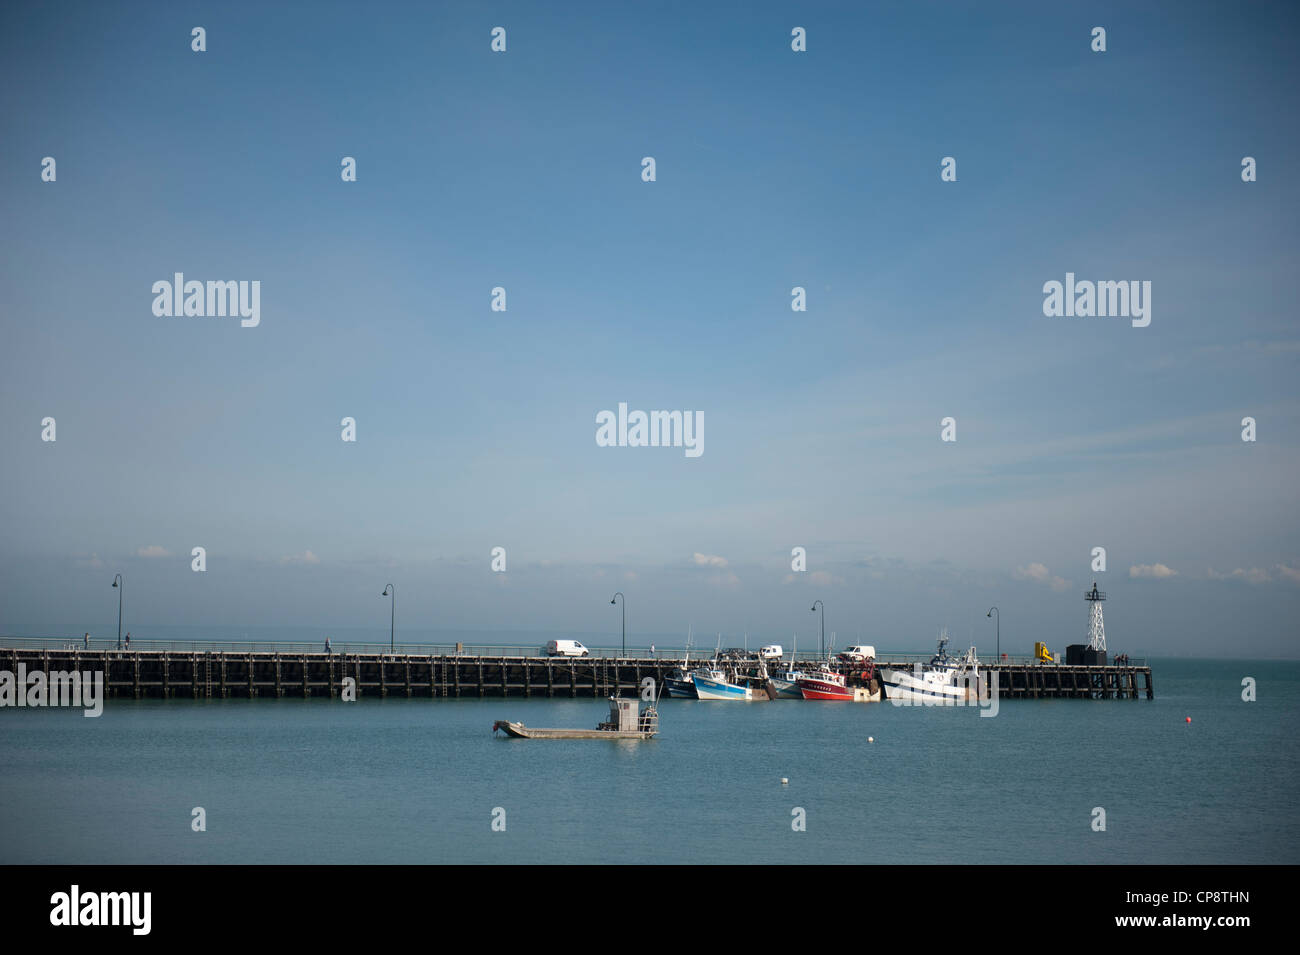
[0,645,1152,701]
[976,661,1153,700]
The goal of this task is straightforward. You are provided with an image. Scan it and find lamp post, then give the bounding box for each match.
[811,600,824,659]
[610,592,625,657]
[382,584,395,653]
[987,606,1000,661]
[112,574,123,650]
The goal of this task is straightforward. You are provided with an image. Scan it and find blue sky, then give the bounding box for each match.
[1,1,1297,657]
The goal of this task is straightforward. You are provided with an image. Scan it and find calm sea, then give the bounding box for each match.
[1,656,1296,864]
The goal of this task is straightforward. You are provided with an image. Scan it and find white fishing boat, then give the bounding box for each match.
[691,665,753,701]
[878,630,980,704]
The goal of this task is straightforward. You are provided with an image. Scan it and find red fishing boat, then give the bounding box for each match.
[797,667,853,701]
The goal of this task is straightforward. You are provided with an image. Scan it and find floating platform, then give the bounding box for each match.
[493,698,658,739]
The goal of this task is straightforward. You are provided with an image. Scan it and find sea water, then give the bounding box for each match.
[1,658,1296,864]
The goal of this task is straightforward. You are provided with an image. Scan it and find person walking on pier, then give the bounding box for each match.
[83,632,89,650]
[124,633,131,651]
[325,636,332,655]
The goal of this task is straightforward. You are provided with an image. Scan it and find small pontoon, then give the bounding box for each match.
[492,697,659,739]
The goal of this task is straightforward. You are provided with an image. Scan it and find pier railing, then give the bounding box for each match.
[864,651,1147,667]
[0,635,580,657]
[0,635,1144,667]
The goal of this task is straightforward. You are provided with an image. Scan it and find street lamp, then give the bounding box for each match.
[811,600,824,659]
[987,606,1000,661]
[382,584,395,653]
[112,574,123,650]
[610,592,625,657]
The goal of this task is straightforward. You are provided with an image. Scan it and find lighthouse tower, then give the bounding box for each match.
[1085,582,1107,652]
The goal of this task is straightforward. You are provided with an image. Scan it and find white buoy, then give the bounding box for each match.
[781,777,789,785]
[868,736,874,743]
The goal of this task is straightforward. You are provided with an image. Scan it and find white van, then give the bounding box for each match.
[758,645,784,659]
[545,639,589,657]
[838,645,876,663]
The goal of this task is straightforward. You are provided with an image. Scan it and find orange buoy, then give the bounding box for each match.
[1185,717,1192,723]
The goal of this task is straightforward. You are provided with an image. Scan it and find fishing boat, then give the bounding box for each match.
[689,634,753,701]
[769,635,808,699]
[769,669,806,699]
[664,628,699,698]
[797,666,853,701]
[878,630,979,704]
[664,667,698,698]
[691,665,753,701]
[493,696,659,739]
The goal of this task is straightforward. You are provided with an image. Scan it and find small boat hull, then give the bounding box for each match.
[492,720,655,740]
[797,676,853,701]
[664,677,698,699]
[770,671,809,699]
[770,677,804,699]
[692,675,753,701]
[878,668,975,704]
[799,686,854,701]
[493,697,659,738]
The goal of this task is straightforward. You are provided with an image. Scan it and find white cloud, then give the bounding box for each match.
[1130,563,1178,579]
[1208,567,1272,585]
[780,570,842,586]
[689,554,738,587]
[1277,564,1300,584]
[280,550,321,565]
[136,545,171,558]
[808,570,842,586]
[1013,562,1069,592]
